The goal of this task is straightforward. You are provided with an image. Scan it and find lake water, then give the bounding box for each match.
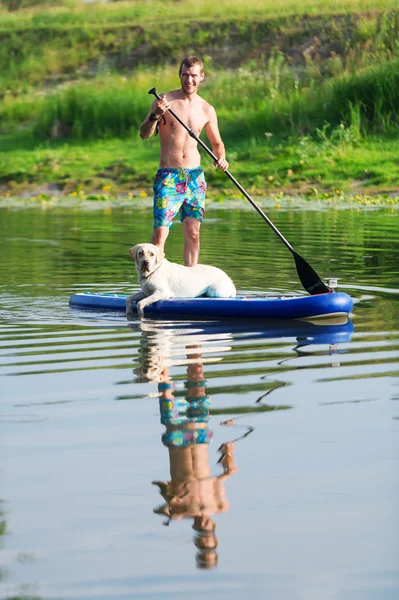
[0,200,398,600]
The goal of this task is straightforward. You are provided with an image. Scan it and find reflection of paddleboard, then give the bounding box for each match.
[186,318,354,346]
[69,291,353,320]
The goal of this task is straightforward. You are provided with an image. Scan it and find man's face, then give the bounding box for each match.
[180,65,204,95]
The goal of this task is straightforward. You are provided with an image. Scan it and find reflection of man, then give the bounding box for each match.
[151,347,237,569]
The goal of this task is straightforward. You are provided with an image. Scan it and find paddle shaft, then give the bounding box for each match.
[149,88,294,253]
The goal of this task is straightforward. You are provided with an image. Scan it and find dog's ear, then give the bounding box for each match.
[129,245,140,261]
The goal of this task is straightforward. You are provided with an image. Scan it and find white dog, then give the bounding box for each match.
[126,243,236,318]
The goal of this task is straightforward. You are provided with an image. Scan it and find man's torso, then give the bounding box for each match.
[158,90,211,169]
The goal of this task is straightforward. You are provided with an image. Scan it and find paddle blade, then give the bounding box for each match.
[293,252,331,295]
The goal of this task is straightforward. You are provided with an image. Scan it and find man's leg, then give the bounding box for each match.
[182,217,201,267]
[152,167,178,252]
[151,225,169,252]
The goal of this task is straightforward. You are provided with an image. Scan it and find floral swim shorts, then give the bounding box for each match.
[153,167,206,229]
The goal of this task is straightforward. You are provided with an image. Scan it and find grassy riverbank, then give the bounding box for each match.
[2,132,398,202]
[1,0,398,199]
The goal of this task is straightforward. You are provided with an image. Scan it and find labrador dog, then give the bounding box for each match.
[126,243,236,318]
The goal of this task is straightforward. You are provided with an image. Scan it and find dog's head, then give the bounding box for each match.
[129,243,165,278]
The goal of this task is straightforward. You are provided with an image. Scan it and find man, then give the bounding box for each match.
[139,56,229,267]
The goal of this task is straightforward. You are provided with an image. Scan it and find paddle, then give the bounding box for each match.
[148,87,331,295]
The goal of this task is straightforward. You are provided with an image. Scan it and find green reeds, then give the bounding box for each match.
[30,57,399,144]
[329,59,399,133]
[32,70,179,140]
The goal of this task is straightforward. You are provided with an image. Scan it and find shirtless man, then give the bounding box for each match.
[139,56,229,267]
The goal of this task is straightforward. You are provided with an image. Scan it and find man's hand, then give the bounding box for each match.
[218,442,238,474]
[214,157,229,172]
[154,94,170,117]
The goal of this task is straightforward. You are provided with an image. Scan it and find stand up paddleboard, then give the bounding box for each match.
[69,291,353,320]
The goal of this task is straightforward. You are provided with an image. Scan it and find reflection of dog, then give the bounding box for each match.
[133,321,232,383]
[126,243,236,318]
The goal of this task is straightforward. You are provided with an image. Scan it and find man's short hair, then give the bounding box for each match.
[179,56,204,76]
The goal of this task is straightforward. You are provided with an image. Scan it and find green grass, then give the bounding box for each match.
[2,0,398,28]
[1,129,398,198]
[1,3,398,95]
[1,0,398,199]
[1,59,399,197]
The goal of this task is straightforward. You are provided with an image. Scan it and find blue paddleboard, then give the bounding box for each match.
[69,291,353,320]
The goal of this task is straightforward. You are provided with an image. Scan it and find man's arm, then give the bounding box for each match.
[139,95,170,140]
[139,103,160,140]
[205,106,229,171]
